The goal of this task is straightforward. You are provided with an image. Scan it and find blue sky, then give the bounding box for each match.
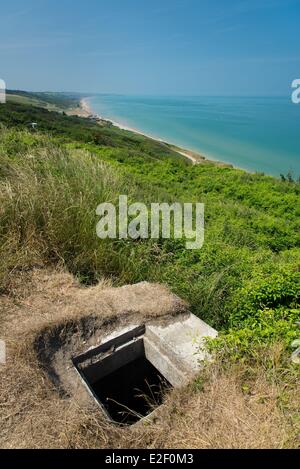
[0,0,299,95]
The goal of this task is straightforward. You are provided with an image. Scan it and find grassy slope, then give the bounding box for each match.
[0,94,299,445]
[6,90,81,109]
[0,96,299,327]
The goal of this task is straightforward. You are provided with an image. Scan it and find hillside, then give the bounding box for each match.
[6,90,82,110]
[0,92,299,448]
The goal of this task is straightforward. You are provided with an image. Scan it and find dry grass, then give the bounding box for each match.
[0,268,299,449]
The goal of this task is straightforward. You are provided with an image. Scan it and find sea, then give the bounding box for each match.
[89,95,300,177]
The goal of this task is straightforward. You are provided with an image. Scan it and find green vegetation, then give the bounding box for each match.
[6,90,82,109]
[0,94,299,364]
[0,100,186,161]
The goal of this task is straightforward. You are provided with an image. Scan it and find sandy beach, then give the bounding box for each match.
[66,98,94,118]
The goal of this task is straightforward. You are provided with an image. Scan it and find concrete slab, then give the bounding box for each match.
[74,313,218,398]
[72,313,218,424]
[147,314,218,372]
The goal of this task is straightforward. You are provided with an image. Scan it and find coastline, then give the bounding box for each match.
[70,98,234,168]
[66,98,93,118]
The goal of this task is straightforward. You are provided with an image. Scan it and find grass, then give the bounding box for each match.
[6,90,82,110]
[0,94,299,448]
[6,94,62,113]
[1,124,298,330]
[0,268,298,449]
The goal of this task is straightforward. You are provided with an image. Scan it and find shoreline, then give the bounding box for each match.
[66,98,93,119]
[70,98,234,168]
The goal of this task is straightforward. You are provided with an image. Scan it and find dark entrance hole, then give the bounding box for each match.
[73,328,172,425]
[92,355,170,425]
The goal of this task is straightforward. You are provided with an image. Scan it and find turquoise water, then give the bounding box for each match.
[89,95,300,177]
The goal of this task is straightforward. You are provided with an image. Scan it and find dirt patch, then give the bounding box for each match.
[0,268,298,448]
[0,268,187,447]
